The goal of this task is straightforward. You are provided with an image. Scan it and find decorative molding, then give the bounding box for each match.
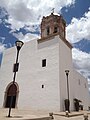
[37,33,73,49]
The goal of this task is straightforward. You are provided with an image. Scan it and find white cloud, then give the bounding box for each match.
[24,25,40,33]
[66,8,90,43]
[0,0,75,41]
[12,32,39,42]
[72,48,90,80]
[0,37,6,53]
[0,43,6,53]
[0,0,75,31]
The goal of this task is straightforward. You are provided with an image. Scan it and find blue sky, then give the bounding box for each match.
[0,0,90,86]
[62,0,90,23]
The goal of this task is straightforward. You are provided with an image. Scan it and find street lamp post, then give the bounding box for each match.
[8,40,24,117]
[65,70,70,113]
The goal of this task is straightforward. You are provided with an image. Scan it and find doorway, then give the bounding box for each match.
[4,82,19,108]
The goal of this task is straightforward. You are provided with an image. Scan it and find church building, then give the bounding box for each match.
[0,12,89,112]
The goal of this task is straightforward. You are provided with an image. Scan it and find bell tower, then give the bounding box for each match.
[41,12,66,39]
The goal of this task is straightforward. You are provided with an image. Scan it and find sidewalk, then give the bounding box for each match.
[54,110,90,117]
[0,109,51,120]
[0,108,90,120]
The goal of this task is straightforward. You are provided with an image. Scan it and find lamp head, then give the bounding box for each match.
[15,40,24,51]
[65,70,69,76]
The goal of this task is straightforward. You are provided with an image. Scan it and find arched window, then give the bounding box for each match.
[54,26,58,33]
[46,26,50,35]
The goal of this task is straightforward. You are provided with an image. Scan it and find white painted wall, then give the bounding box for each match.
[17,37,60,111]
[0,35,89,112]
[0,37,60,112]
[58,36,74,111]
[73,70,90,110]
[0,47,16,107]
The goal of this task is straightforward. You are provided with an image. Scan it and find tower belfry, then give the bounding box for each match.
[41,12,66,39]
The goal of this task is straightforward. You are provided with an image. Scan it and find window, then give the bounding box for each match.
[54,26,58,33]
[46,26,50,35]
[42,85,44,88]
[42,59,46,67]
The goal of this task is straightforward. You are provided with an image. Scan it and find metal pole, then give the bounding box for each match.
[8,50,19,117]
[67,74,69,104]
[66,73,70,113]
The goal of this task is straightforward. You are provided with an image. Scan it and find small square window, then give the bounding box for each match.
[42,59,46,67]
[42,85,44,88]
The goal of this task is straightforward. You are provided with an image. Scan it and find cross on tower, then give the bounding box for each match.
[51,8,55,14]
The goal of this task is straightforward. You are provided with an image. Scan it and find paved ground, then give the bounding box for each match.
[0,108,90,120]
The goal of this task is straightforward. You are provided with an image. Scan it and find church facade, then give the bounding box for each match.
[0,13,89,112]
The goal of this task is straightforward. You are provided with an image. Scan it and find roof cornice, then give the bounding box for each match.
[38,33,73,49]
